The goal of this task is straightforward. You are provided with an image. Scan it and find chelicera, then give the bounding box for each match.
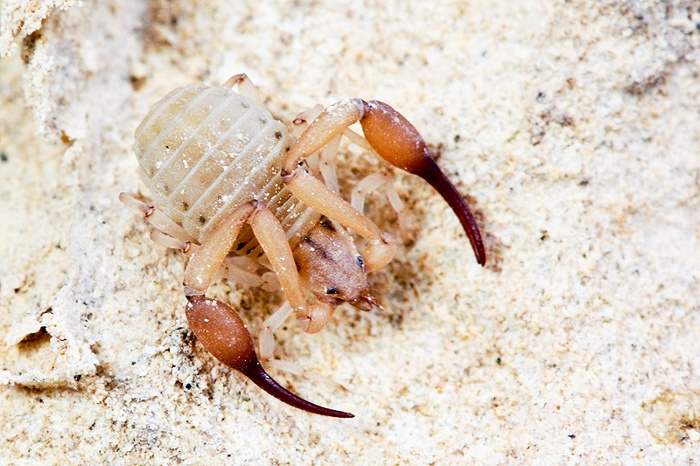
[121,74,485,418]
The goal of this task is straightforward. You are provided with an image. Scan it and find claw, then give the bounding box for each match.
[359,100,486,266]
[282,98,486,266]
[240,360,354,418]
[185,295,354,418]
[409,157,486,266]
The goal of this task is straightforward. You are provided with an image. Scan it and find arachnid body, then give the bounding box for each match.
[121,74,485,418]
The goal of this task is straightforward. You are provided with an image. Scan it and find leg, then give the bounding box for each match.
[222,73,264,107]
[351,171,405,217]
[292,105,341,193]
[351,171,408,239]
[183,200,352,417]
[220,256,280,291]
[259,302,345,389]
[318,136,341,194]
[293,105,371,195]
[150,230,198,256]
[292,104,324,129]
[294,105,370,150]
[145,228,277,289]
[220,256,270,289]
[259,302,294,363]
[120,192,196,243]
[282,99,486,266]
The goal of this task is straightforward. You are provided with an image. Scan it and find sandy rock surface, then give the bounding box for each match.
[1,0,699,464]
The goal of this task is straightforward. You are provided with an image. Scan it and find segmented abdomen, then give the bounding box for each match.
[133,83,318,254]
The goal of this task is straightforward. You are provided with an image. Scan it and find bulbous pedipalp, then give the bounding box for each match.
[186,295,354,418]
[360,100,486,266]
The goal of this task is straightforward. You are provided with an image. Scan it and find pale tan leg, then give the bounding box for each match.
[150,230,198,256]
[259,302,294,361]
[260,302,347,390]
[220,259,264,288]
[219,256,279,290]
[351,172,408,238]
[222,73,264,107]
[292,105,367,195]
[226,260,279,291]
[291,105,326,183]
[224,255,259,273]
[341,127,371,149]
[293,105,366,194]
[293,105,369,149]
[120,192,196,243]
[292,104,324,130]
[351,172,404,215]
[318,136,341,194]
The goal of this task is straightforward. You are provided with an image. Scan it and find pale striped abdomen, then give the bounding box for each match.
[133,83,319,254]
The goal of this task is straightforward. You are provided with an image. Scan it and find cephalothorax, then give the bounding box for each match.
[121,74,485,418]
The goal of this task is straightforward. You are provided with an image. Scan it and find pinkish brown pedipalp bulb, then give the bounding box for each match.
[185,295,353,418]
[359,100,486,266]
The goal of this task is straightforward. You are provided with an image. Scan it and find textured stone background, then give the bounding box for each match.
[1,1,699,464]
